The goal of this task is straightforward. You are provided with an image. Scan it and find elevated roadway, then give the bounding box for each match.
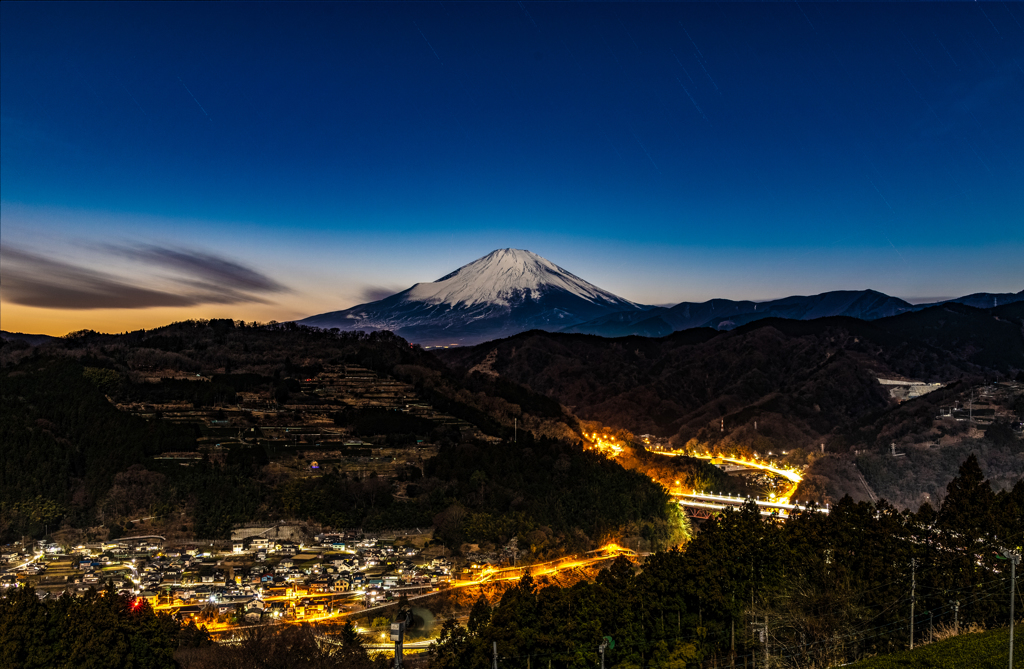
[674,492,829,519]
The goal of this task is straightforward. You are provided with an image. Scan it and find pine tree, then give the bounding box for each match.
[468,595,492,635]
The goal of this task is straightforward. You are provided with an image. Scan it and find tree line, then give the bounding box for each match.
[0,584,387,669]
[430,455,1023,668]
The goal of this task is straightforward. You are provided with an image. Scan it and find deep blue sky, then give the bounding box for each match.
[2,2,1022,334]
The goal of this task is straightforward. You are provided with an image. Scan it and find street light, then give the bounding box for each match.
[598,636,614,669]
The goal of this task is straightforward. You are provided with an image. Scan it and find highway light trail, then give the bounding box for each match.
[694,453,802,502]
[658,449,804,502]
[697,454,803,483]
[450,543,637,588]
[582,427,808,508]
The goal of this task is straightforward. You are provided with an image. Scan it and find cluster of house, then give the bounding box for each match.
[1,534,456,628]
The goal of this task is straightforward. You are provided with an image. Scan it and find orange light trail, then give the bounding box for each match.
[653,450,803,502]
[450,542,636,588]
[581,429,804,503]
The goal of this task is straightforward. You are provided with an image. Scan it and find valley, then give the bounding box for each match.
[5,3,1024,666]
[2,302,1021,666]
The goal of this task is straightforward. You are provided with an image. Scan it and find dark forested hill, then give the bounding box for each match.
[438,303,1024,452]
[3,304,1021,543]
[0,321,676,550]
[0,356,198,537]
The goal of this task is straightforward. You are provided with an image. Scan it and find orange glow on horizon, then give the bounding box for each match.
[0,302,305,338]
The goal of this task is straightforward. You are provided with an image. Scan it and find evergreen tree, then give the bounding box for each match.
[429,618,474,669]
[0,586,178,669]
[937,454,996,544]
[467,595,492,635]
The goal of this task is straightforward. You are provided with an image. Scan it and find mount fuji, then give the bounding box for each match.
[298,249,648,345]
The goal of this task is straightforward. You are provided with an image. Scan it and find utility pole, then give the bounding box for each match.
[751,616,768,669]
[391,621,403,669]
[764,616,769,669]
[391,609,411,669]
[910,559,917,650]
[493,641,498,669]
[729,593,736,665]
[999,548,1020,669]
[953,600,960,636]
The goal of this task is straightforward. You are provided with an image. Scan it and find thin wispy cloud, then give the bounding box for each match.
[0,245,287,310]
[114,245,287,294]
[1,247,201,310]
[357,284,404,304]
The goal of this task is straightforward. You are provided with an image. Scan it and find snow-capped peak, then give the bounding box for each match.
[404,248,637,309]
[297,248,647,345]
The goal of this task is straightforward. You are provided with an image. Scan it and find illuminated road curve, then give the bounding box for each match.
[656,450,803,497]
[449,543,637,589]
[648,448,829,518]
[584,432,816,516]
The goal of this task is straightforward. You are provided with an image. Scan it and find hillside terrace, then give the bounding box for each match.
[110,363,501,479]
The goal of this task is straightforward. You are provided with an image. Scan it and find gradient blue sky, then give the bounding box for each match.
[2,2,1022,335]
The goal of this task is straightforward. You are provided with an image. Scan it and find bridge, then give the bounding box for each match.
[674,492,829,520]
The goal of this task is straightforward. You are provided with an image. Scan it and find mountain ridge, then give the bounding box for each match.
[562,289,1024,337]
[0,330,57,347]
[438,301,1024,448]
[298,249,1021,345]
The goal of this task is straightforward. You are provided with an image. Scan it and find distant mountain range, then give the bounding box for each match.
[299,249,1023,345]
[562,289,1024,338]
[0,331,58,346]
[438,300,1024,446]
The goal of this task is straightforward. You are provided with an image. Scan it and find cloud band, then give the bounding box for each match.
[0,245,287,310]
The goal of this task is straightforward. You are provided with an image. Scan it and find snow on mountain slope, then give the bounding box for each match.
[406,248,639,309]
[298,249,646,345]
